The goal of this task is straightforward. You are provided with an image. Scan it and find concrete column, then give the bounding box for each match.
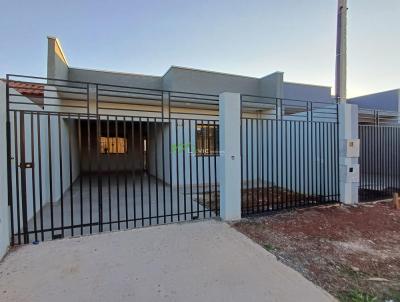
[0,81,10,259]
[219,92,241,220]
[338,103,359,205]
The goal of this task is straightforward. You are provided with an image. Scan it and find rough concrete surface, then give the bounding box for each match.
[0,220,336,302]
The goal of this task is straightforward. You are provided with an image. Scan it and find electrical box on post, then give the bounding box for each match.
[341,139,360,158]
[340,164,359,183]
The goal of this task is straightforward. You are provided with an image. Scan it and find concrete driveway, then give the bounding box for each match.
[0,220,335,302]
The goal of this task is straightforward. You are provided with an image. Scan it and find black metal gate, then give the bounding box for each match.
[359,110,400,201]
[240,95,340,215]
[6,75,220,244]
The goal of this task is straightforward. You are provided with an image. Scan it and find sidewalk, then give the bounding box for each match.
[0,220,335,302]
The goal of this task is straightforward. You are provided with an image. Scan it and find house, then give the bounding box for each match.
[3,36,339,244]
[348,89,400,124]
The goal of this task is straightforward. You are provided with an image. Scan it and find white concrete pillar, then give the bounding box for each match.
[338,103,359,205]
[219,92,241,220]
[0,81,10,259]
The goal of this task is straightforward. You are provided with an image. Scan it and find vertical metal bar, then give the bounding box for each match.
[256,118,260,212]
[207,121,212,217]
[161,114,166,224]
[307,119,312,204]
[78,114,83,235]
[302,121,306,205]
[57,114,64,237]
[261,119,265,211]
[182,119,187,220]
[319,122,323,203]
[14,111,21,244]
[30,113,38,241]
[19,111,29,243]
[87,111,93,234]
[168,113,173,222]
[285,120,288,208]
[96,105,103,233]
[154,118,159,224]
[147,118,152,225]
[195,120,200,218]
[131,117,137,227]
[175,119,180,221]
[107,115,112,230]
[189,120,194,218]
[213,120,218,215]
[47,113,55,240]
[329,122,334,202]
[116,116,121,230]
[266,119,270,211]
[279,110,283,210]
[250,119,254,213]
[37,113,44,241]
[201,122,206,219]
[290,120,299,207]
[275,101,279,210]
[289,121,293,208]
[124,117,128,228]
[240,98,243,215]
[245,118,249,214]
[140,117,144,226]
[68,114,74,236]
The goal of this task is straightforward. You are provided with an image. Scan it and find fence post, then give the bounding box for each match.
[0,81,11,258]
[338,103,359,205]
[219,92,241,220]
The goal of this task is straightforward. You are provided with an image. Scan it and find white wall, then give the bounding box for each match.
[148,120,218,189]
[283,82,333,103]
[47,37,69,80]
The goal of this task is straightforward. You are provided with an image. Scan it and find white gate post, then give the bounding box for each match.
[0,81,10,259]
[338,103,359,205]
[219,92,241,220]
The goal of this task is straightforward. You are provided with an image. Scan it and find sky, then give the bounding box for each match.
[0,0,398,98]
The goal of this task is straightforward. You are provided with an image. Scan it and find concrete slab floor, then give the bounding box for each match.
[0,220,336,302]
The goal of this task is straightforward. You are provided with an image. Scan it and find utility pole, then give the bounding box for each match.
[335,0,348,103]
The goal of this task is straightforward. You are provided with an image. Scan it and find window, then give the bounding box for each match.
[100,137,127,154]
[196,124,219,155]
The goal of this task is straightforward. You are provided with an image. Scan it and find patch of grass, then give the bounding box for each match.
[338,290,378,302]
[263,243,279,252]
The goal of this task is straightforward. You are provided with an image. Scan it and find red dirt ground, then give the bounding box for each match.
[233,201,400,302]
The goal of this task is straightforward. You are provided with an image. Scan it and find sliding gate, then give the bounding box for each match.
[240,95,340,215]
[6,75,220,244]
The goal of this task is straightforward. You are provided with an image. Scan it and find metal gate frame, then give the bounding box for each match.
[6,74,220,244]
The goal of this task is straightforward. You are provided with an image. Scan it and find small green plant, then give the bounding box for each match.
[339,290,378,302]
[263,243,278,252]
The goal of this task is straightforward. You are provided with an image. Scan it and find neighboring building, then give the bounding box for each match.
[349,90,400,124]
[348,89,400,111]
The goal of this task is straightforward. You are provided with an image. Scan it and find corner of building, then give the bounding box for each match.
[47,36,69,80]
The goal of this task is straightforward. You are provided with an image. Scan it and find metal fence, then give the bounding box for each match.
[358,109,400,201]
[240,95,340,215]
[6,75,219,244]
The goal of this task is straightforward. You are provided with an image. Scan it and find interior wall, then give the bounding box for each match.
[80,120,144,173]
